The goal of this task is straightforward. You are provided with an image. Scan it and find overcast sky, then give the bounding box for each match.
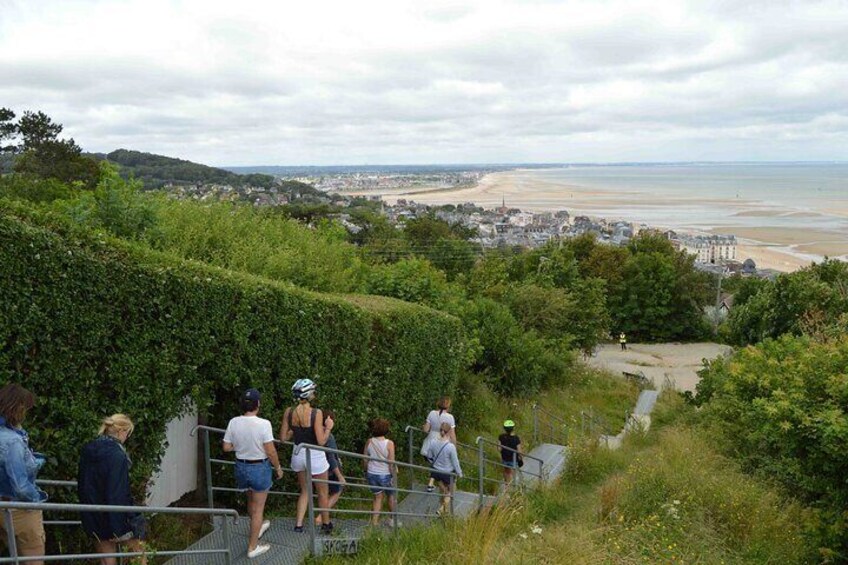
[1,0,847,165]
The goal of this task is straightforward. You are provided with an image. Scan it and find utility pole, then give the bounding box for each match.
[713,268,724,332]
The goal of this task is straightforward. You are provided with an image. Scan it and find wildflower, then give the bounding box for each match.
[531,525,543,535]
[519,533,528,539]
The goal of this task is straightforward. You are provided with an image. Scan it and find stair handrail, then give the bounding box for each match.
[403,425,484,482]
[0,501,238,564]
[294,441,461,556]
[474,436,545,487]
[531,403,569,445]
[193,424,303,510]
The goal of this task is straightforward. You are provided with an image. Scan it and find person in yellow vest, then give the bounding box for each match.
[619,332,627,351]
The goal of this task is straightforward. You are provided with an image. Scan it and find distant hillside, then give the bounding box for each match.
[103,149,278,189]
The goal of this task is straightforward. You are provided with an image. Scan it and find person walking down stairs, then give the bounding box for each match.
[426,423,463,516]
[223,388,284,559]
[280,379,334,535]
[498,420,523,487]
[364,419,397,527]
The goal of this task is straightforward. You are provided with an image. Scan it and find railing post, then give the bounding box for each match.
[407,426,415,485]
[3,508,19,564]
[580,410,585,436]
[222,514,233,565]
[589,407,595,436]
[392,462,399,534]
[532,404,539,444]
[477,439,485,511]
[203,429,214,511]
[512,451,519,487]
[305,447,317,556]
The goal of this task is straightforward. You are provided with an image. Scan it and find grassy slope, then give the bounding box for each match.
[322,392,817,564]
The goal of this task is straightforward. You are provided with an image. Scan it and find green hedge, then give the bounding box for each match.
[0,205,464,488]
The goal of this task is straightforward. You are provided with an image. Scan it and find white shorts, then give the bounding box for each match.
[291,447,329,475]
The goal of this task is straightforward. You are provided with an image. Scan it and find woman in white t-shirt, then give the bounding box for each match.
[223,388,283,560]
[421,396,456,492]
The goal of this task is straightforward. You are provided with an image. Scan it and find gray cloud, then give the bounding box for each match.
[1,0,846,165]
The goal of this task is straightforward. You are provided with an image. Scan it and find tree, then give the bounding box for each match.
[726,260,848,345]
[16,110,63,149]
[11,110,100,188]
[504,281,608,354]
[0,107,15,153]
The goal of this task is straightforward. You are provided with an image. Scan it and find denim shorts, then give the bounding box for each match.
[501,459,518,469]
[366,473,395,495]
[235,460,272,492]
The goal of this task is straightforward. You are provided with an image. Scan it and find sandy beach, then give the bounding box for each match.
[360,169,848,272]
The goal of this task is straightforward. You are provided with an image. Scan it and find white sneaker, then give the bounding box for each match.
[248,544,270,559]
[258,520,271,540]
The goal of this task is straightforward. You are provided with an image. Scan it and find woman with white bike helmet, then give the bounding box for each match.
[279,378,334,533]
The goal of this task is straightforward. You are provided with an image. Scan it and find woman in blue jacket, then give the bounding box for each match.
[78,414,146,565]
[0,383,47,565]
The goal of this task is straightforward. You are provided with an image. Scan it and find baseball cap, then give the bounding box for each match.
[244,388,261,402]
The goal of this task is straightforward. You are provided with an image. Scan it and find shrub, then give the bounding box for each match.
[697,335,848,556]
[453,298,571,396]
[0,205,464,490]
[365,257,458,308]
[149,198,368,293]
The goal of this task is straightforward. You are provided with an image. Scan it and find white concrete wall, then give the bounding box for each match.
[146,406,198,507]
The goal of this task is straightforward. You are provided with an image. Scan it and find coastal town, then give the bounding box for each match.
[160,171,775,279]
[373,197,774,279]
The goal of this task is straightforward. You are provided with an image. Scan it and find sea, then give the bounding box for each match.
[516,163,848,233]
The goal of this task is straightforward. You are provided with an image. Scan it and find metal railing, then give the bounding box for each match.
[192,425,372,513]
[473,436,544,507]
[193,416,572,558]
[580,408,614,437]
[294,442,460,557]
[0,501,238,564]
[532,403,569,445]
[403,426,486,488]
[33,480,80,527]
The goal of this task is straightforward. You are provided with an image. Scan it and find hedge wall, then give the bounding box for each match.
[0,206,465,487]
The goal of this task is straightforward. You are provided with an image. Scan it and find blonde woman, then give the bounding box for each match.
[426,422,463,516]
[280,378,333,534]
[78,414,146,565]
[421,396,456,492]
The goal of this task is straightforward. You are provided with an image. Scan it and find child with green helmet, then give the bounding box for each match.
[498,419,523,485]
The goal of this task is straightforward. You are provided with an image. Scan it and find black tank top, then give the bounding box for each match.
[288,407,318,445]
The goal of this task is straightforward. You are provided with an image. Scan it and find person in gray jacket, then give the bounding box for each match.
[425,422,462,516]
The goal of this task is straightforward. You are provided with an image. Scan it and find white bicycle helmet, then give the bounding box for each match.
[292,378,317,400]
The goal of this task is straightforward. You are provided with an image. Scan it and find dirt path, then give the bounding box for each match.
[587,342,733,393]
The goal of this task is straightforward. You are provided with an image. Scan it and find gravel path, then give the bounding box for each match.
[587,342,733,393]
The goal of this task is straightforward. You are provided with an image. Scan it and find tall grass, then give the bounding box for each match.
[323,393,819,564]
